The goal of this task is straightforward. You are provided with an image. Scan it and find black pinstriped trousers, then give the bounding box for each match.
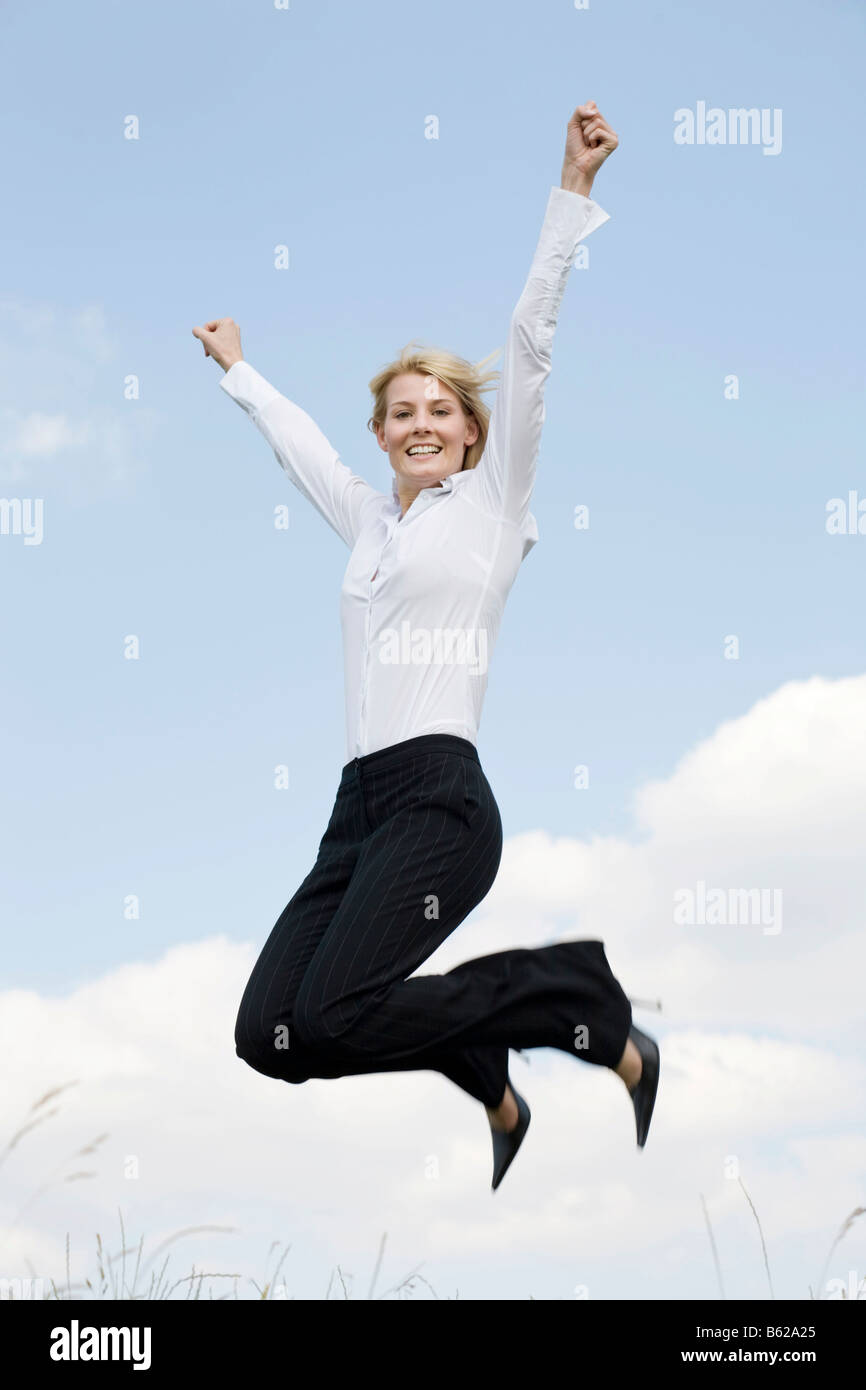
[234,734,633,1108]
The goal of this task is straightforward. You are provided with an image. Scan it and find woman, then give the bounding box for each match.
[193,100,659,1193]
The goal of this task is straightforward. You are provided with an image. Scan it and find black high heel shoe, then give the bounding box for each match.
[489,1073,531,1192]
[626,1023,660,1148]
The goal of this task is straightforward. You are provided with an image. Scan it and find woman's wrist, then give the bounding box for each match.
[560,166,595,198]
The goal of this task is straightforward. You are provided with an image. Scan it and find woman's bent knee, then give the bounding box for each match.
[235,1031,310,1084]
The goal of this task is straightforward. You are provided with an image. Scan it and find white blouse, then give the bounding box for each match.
[219,185,610,762]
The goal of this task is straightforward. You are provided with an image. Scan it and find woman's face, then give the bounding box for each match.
[376,371,479,494]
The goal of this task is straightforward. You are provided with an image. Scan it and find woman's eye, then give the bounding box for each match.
[394,409,450,418]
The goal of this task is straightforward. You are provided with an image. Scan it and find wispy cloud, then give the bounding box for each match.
[0,298,157,492]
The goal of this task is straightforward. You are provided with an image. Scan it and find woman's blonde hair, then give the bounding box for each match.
[366,341,501,472]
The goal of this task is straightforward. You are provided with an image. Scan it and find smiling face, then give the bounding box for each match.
[375,371,479,499]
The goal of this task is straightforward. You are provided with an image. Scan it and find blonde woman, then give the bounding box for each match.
[193,101,659,1192]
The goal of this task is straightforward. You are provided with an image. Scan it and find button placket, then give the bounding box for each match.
[354,493,445,757]
[357,524,393,754]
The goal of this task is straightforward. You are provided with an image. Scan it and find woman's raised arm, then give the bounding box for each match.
[193,317,381,550]
[467,102,619,529]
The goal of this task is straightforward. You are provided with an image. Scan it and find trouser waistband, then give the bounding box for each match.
[341,733,479,778]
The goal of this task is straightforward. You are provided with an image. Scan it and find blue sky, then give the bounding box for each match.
[1,0,864,1303]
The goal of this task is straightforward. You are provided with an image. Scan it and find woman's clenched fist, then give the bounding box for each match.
[562,101,619,184]
[192,317,244,372]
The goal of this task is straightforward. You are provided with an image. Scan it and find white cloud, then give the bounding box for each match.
[631,673,866,853]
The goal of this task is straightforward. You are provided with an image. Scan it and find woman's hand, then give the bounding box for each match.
[560,101,619,196]
[191,317,244,372]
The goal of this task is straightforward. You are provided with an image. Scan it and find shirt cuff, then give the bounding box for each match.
[218,358,281,415]
[547,183,611,243]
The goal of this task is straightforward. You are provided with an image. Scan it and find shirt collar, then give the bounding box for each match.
[390,469,473,505]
